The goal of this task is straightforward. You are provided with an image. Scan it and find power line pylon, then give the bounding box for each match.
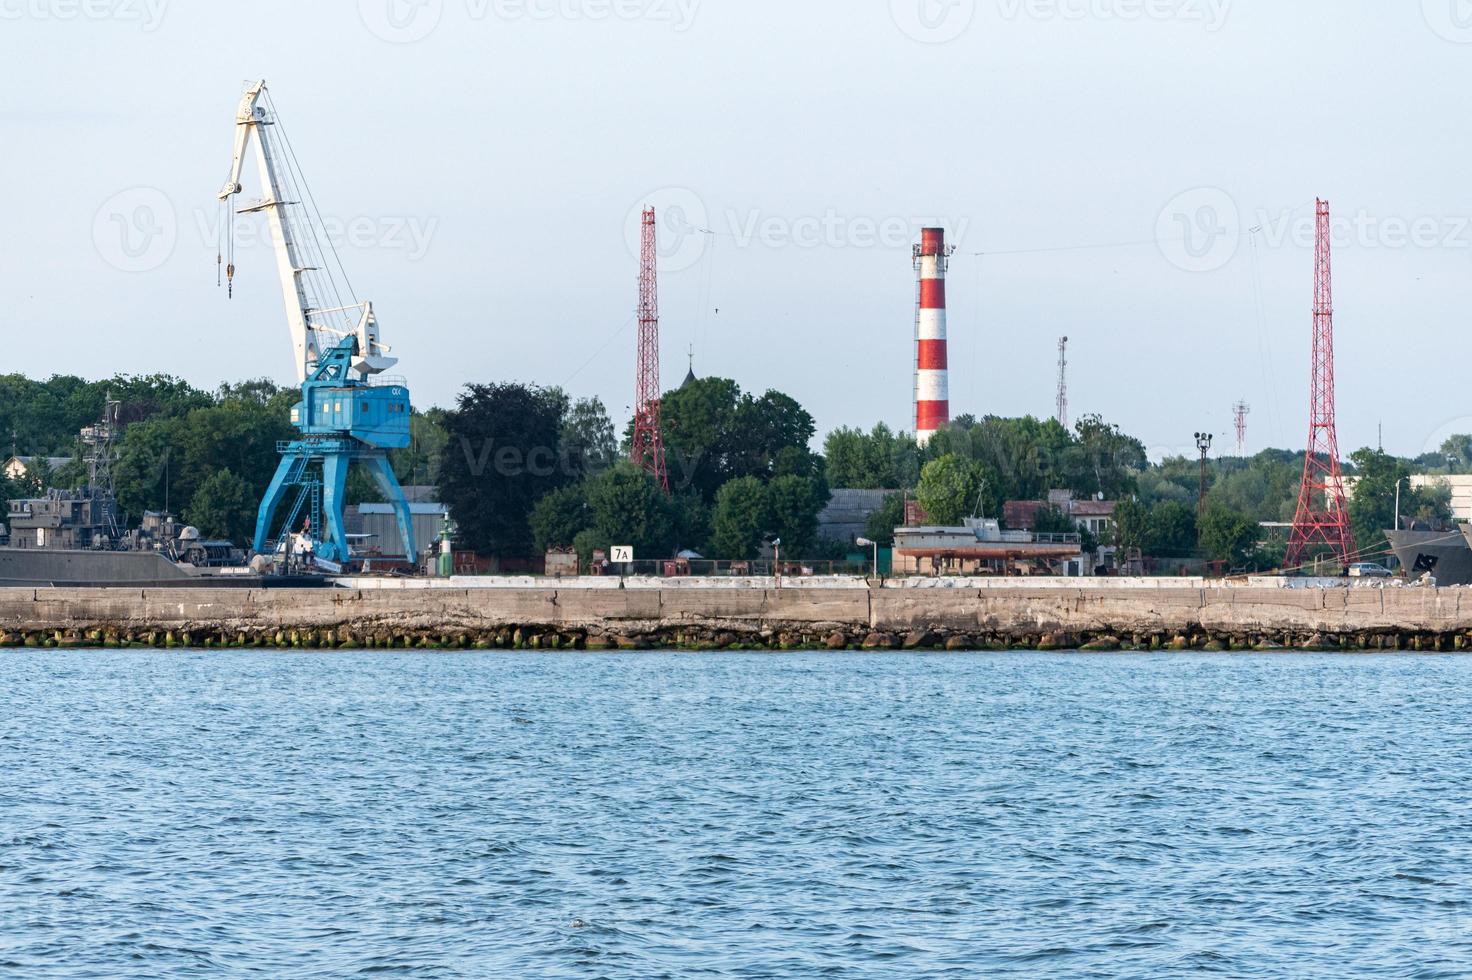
[1285,199,1355,571]
[631,207,670,492]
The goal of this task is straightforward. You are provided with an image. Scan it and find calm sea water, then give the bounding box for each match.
[2,651,1471,978]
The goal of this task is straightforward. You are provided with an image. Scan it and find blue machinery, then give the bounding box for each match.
[252,339,415,565]
[219,81,417,568]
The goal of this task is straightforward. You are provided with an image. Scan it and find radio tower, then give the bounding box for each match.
[631,207,669,491]
[1285,200,1355,571]
[1056,337,1069,430]
[1233,400,1251,457]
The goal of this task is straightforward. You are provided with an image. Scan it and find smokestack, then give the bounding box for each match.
[914,227,952,446]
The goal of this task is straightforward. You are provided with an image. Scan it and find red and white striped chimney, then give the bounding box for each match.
[913,227,951,446]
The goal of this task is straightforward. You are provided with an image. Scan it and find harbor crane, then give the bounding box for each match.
[218,80,415,569]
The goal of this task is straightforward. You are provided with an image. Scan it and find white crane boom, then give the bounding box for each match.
[218,80,396,382]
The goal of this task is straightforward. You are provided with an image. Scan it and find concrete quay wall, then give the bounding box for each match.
[1,584,1470,651]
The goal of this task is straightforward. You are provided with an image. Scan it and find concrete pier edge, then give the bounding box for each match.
[0,584,1468,652]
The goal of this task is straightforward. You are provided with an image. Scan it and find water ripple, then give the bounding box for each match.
[1,651,1471,976]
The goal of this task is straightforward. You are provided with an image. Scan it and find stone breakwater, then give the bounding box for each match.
[1,584,1472,652]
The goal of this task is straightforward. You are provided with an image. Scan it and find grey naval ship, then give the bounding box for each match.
[0,400,315,588]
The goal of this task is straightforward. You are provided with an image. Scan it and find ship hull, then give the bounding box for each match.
[1385,529,1472,586]
[0,549,323,588]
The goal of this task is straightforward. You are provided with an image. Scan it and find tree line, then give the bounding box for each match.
[0,370,1456,570]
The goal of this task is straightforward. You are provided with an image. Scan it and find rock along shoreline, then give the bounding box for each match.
[1,581,1471,653]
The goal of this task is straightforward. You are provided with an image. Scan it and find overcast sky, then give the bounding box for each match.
[2,0,1469,460]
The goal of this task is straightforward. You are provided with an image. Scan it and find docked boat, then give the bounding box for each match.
[0,400,321,589]
[1384,527,1472,586]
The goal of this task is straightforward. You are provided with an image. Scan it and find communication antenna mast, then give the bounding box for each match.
[1233,400,1251,457]
[1056,337,1069,430]
[632,207,670,491]
[1285,199,1355,571]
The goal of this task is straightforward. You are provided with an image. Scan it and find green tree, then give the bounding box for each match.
[583,463,676,558]
[529,485,589,552]
[862,493,906,548]
[1145,500,1198,558]
[1347,448,1410,556]
[660,377,817,499]
[184,469,256,543]
[824,423,911,490]
[1063,414,1146,499]
[1199,503,1259,568]
[915,454,983,526]
[709,476,771,559]
[1112,497,1150,553]
[437,383,572,558]
[560,396,617,478]
[766,474,829,556]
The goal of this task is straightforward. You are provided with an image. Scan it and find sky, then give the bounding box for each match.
[2,0,1470,461]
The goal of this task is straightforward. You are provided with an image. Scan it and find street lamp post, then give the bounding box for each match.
[856,537,879,579]
[772,537,782,590]
[1194,432,1213,537]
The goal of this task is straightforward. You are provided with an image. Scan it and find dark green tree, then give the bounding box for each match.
[1145,500,1199,558]
[583,463,677,558]
[184,469,256,543]
[437,383,572,558]
[528,485,590,552]
[709,476,771,559]
[766,474,829,556]
[862,493,906,548]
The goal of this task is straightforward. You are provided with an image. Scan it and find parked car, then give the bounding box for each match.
[1348,562,1393,578]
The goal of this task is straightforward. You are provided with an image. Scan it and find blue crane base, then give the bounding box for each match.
[252,439,416,567]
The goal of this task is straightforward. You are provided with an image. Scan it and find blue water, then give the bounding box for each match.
[2,652,1471,978]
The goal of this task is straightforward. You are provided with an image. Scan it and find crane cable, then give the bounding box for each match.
[218,200,236,297]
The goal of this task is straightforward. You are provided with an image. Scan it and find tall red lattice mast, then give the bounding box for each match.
[631,207,669,491]
[1285,199,1355,571]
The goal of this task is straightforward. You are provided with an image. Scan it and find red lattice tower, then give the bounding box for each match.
[631,207,669,491]
[1285,199,1355,571]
